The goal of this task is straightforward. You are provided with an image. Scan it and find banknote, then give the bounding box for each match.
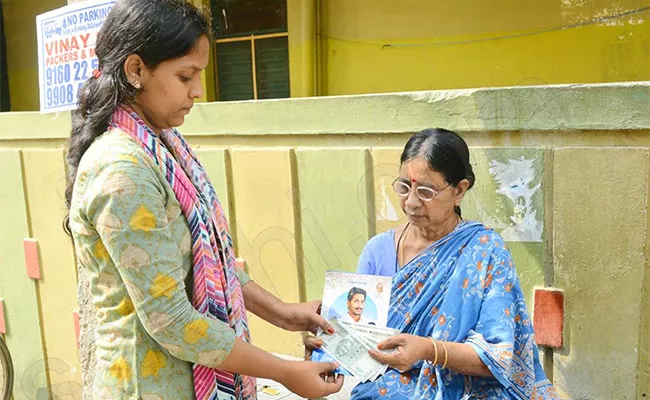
[339,321,401,381]
[340,321,400,344]
[314,321,398,381]
[312,270,395,380]
[318,318,384,379]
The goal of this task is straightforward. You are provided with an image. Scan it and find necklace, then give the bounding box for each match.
[396,215,462,270]
[398,223,411,268]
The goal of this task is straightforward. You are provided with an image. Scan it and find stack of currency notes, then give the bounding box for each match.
[317,317,399,382]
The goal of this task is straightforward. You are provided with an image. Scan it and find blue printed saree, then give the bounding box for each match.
[351,221,559,399]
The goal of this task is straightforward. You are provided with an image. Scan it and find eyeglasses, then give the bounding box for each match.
[392,178,450,202]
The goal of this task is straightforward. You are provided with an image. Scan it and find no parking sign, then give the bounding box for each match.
[36,0,116,113]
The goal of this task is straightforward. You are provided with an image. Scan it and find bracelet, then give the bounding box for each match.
[440,340,449,369]
[427,337,438,366]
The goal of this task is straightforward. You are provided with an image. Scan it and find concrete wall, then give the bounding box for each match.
[0,82,648,399]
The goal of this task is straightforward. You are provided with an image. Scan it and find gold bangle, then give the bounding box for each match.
[440,340,449,369]
[428,336,438,365]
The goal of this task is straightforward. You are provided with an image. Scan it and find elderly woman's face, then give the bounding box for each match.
[398,156,459,227]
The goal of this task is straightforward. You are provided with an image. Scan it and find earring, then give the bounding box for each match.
[132,81,141,89]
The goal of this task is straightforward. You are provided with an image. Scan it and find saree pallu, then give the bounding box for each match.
[352,221,558,399]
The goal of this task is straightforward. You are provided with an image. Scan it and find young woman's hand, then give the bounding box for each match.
[280,361,344,398]
[279,300,334,334]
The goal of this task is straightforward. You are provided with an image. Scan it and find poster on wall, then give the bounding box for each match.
[36,0,116,113]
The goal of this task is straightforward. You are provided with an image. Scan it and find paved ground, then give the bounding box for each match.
[257,377,359,400]
[257,355,360,399]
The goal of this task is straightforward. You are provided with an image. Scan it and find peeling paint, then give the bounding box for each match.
[489,157,543,242]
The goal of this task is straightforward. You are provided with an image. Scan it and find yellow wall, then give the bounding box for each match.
[311,0,650,95]
[3,0,66,111]
[6,0,648,109]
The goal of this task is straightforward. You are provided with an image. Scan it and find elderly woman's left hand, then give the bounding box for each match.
[279,300,335,335]
[368,334,433,372]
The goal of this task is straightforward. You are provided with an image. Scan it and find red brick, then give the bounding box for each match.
[73,311,80,347]
[23,238,41,280]
[533,288,564,348]
[235,258,246,271]
[0,299,6,335]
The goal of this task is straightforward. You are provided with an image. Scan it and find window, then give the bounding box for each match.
[211,0,290,101]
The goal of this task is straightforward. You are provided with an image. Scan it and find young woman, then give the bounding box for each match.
[65,1,343,398]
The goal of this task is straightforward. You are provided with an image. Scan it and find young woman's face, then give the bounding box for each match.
[130,35,210,133]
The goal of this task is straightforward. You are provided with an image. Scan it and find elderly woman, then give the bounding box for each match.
[309,128,558,399]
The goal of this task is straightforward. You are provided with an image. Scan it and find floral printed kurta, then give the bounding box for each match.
[69,129,251,399]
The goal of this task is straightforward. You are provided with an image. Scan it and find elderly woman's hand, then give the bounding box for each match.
[303,334,323,360]
[368,334,433,372]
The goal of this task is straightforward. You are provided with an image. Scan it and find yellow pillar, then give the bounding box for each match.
[287,0,316,97]
[192,0,215,102]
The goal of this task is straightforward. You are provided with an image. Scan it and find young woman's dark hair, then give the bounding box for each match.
[400,128,475,217]
[63,0,210,232]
